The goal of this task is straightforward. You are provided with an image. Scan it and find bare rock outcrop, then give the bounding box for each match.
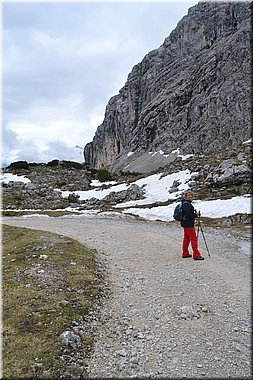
[84,2,251,172]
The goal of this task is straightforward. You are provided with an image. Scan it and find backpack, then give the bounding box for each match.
[173,201,184,221]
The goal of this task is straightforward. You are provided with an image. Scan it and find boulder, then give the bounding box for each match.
[60,331,81,348]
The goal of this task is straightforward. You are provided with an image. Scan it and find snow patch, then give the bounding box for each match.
[0,173,31,184]
[122,195,251,222]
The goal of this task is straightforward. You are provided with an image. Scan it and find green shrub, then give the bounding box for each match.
[8,161,29,170]
[47,159,59,167]
[55,181,67,188]
[89,168,98,175]
[97,169,112,182]
[61,161,83,170]
[29,162,44,167]
[68,193,80,203]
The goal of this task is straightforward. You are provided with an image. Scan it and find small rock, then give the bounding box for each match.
[39,255,48,259]
[59,300,69,306]
[233,342,247,353]
[60,331,81,348]
[130,357,139,365]
[116,348,127,357]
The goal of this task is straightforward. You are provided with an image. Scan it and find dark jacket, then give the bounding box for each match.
[180,199,198,228]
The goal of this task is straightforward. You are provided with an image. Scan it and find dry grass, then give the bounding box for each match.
[2,225,102,378]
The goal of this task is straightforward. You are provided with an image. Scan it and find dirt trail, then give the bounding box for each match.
[3,215,251,378]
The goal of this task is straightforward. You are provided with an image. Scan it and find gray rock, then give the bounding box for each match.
[58,300,70,306]
[60,331,81,348]
[84,2,251,172]
[103,184,145,204]
[26,183,37,190]
[233,342,248,354]
[211,159,251,186]
[178,305,201,320]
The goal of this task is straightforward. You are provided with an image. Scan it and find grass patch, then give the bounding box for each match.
[197,216,252,239]
[2,210,80,217]
[2,224,103,378]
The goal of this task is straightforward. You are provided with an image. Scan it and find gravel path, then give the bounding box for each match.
[3,215,251,378]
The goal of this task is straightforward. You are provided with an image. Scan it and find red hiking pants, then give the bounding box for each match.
[182,227,201,258]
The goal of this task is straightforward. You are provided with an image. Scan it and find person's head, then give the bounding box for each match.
[183,190,194,201]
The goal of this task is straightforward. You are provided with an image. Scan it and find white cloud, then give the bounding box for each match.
[31,30,65,50]
[2,1,198,165]
[77,37,121,58]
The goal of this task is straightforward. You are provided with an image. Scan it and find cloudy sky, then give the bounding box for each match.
[2,0,198,166]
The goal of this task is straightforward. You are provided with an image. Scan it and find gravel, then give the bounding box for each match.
[3,214,251,378]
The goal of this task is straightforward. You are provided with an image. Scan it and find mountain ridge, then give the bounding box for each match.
[84,1,251,172]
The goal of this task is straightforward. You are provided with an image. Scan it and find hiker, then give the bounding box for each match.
[181,190,204,260]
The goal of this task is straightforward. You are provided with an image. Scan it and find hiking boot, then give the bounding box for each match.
[182,255,192,258]
[193,256,204,260]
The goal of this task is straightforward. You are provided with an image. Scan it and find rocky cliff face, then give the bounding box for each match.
[84,2,251,172]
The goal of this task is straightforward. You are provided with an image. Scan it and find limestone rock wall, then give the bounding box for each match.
[84,2,251,171]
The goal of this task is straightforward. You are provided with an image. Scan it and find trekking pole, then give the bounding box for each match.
[197,215,200,239]
[199,225,211,257]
